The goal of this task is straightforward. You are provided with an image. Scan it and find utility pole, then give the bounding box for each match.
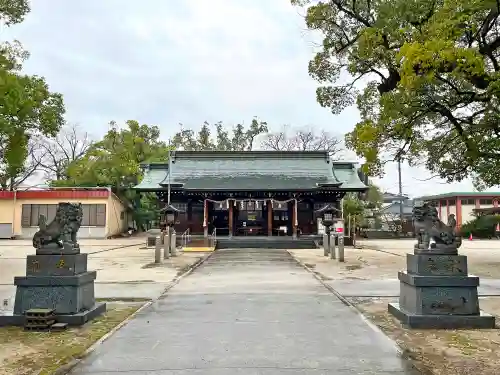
[397,158,404,232]
[167,139,172,206]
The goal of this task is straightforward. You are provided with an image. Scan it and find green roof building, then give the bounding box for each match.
[135,151,367,237]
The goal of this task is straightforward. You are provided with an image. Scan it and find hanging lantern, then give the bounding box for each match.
[240,201,244,210]
[255,200,260,210]
[219,202,223,209]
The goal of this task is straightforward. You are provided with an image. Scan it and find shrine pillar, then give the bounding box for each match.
[203,199,208,238]
[228,199,234,238]
[267,200,273,236]
[292,199,298,239]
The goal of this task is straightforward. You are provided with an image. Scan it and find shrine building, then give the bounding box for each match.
[134,151,368,237]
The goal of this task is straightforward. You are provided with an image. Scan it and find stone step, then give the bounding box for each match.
[216,238,315,249]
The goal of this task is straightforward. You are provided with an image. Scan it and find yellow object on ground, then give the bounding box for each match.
[182,247,215,252]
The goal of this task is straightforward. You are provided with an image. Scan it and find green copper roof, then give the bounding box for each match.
[134,151,367,192]
[331,162,368,190]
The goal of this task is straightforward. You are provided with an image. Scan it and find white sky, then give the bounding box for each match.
[2,0,497,197]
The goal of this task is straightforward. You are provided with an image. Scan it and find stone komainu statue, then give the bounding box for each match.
[412,202,462,250]
[32,203,83,249]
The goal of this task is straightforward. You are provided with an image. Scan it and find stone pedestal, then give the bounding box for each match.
[0,245,106,327]
[388,250,495,329]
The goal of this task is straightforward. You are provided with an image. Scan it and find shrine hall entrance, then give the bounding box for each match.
[235,200,267,236]
[209,199,294,237]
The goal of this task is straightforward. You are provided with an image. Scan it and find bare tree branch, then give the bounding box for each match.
[34,123,93,180]
[260,125,344,159]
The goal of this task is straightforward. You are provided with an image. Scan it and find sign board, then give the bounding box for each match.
[333,218,344,233]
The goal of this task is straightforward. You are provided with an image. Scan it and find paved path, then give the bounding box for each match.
[70,249,420,374]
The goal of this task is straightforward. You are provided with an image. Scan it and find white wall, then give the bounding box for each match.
[439,206,447,220]
[461,204,476,225]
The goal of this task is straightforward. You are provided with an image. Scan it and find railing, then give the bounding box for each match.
[209,227,217,248]
[181,228,191,248]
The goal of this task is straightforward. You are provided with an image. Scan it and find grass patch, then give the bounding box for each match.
[0,304,142,375]
[96,297,151,303]
[353,298,500,375]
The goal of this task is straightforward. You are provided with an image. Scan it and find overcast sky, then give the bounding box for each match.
[2,0,493,197]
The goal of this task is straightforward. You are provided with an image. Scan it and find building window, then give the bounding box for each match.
[22,204,57,227]
[461,199,475,205]
[81,204,106,226]
[314,203,326,211]
[22,204,105,227]
[120,211,125,220]
[448,200,456,206]
[298,202,310,210]
[191,202,204,212]
[439,200,447,206]
[480,199,493,205]
[274,212,289,221]
[172,203,188,211]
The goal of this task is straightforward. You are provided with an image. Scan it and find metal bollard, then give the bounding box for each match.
[155,236,162,263]
[338,234,345,262]
[164,233,170,259]
[323,233,330,256]
[170,231,177,257]
[330,233,336,259]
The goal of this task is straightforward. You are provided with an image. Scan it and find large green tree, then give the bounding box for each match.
[172,118,268,151]
[52,120,170,229]
[0,1,65,189]
[52,120,169,188]
[292,0,500,188]
[343,183,383,227]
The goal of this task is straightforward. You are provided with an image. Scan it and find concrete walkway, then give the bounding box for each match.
[70,249,420,374]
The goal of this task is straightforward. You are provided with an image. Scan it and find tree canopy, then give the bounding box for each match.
[342,183,383,226]
[52,120,169,189]
[0,1,65,190]
[292,0,500,189]
[172,119,268,151]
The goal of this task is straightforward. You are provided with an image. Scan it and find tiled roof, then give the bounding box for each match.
[134,151,367,192]
[417,192,500,200]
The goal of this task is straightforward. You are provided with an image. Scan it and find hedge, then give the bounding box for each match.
[459,215,500,238]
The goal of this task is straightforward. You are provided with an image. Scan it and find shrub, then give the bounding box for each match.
[460,215,500,238]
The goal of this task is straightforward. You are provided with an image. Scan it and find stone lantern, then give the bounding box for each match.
[315,204,337,234]
[160,204,182,228]
[315,204,340,257]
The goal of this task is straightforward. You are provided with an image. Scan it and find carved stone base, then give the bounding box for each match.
[398,271,480,315]
[389,253,495,329]
[13,271,97,315]
[414,244,458,255]
[36,243,80,255]
[406,254,468,276]
[0,302,107,327]
[388,303,495,329]
[26,254,88,276]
